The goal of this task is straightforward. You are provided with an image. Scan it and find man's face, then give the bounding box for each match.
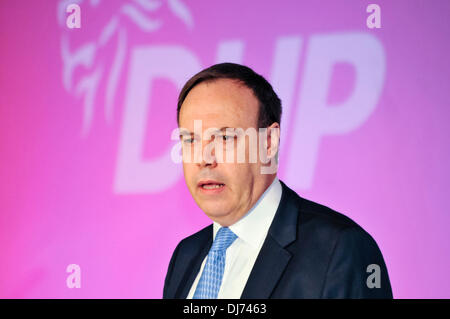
[179,79,272,226]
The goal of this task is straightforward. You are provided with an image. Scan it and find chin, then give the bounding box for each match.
[202,206,227,216]
[201,205,230,220]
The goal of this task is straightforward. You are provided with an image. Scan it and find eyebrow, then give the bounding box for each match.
[211,127,234,134]
[179,129,192,137]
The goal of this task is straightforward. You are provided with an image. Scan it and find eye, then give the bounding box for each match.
[182,137,195,144]
[221,135,234,141]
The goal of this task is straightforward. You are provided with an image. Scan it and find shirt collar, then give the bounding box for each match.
[213,177,283,249]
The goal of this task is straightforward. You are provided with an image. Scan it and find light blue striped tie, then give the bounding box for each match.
[193,227,237,299]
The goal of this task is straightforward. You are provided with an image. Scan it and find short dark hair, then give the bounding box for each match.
[177,63,282,128]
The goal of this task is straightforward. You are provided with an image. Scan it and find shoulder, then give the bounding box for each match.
[299,196,371,240]
[300,196,359,228]
[280,181,359,228]
[280,180,376,246]
[281,182,392,294]
[296,197,393,298]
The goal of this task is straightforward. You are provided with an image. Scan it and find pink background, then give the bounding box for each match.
[0,0,449,298]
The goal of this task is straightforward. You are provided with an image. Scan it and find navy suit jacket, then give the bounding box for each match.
[163,180,393,298]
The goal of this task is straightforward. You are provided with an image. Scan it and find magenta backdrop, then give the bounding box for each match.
[1,0,449,298]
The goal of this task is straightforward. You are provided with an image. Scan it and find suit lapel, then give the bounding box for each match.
[240,234,292,298]
[175,226,213,299]
[241,181,301,298]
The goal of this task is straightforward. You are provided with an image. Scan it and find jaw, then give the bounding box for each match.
[196,196,253,227]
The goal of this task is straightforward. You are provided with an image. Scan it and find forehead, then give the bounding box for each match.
[179,78,259,130]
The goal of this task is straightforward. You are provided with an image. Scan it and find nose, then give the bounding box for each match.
[197,139,217,168]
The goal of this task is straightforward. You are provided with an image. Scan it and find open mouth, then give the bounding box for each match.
[201,183,225,189]
[198,180,226,192]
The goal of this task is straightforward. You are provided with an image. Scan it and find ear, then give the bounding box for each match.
[266,122,280,158]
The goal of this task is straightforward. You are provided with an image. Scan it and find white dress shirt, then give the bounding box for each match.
[187,178,283,299]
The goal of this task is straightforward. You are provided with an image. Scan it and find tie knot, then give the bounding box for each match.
[211,227,237,252]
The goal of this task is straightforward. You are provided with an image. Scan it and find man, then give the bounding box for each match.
[163,63,392,299]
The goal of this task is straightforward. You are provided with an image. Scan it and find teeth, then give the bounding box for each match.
[202,184,224,189]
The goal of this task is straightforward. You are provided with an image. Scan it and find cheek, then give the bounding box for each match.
[222,163,253,188]
[182,164,196,186]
